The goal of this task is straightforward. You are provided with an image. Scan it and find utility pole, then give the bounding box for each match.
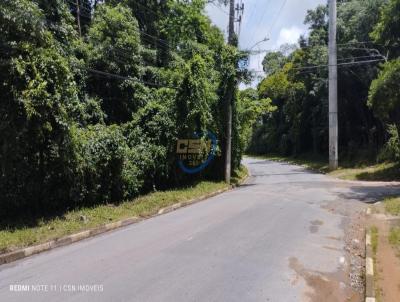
[328,0,338,170]
[76,0,82,37]
[224,0,235,183]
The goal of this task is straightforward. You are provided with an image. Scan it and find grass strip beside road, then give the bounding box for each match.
[248,154,400,182]
[384,197,400,256]
[370,226,382,302]
[384,197,400,216]
[389,228,400,251]
[0,166,248,254]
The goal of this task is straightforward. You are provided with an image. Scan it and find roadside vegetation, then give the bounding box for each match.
[370,226,382,301]
[369,196,400,300]
[384,197,400,255]
[388,228,400,253]
[246,0,400,180]
[385,197,400,216]
[371,226,379,257]
[0,164,247,254]
[0,0,266,248]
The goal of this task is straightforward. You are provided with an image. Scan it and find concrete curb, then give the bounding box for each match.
[365,207,376,302]
[0,172,249,266]
[0,216,143,266]
[155,172,250,216]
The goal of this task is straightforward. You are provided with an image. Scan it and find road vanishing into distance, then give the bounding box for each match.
[1,158,400,302]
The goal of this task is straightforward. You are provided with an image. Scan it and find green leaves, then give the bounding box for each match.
[249,0,400,160]
[0,0,244,217]
[176,54,217,135]
[86,3,144,123]
[368,59,400,121]
[236,88,276,151]
[371,0,400,58]
[72,124,142,203]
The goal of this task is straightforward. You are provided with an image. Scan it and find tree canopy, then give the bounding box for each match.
[248,0,400,163]
[0,0,257,218]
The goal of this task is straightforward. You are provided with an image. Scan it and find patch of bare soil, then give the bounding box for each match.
[289,257,361,302]
[309,220,324,233]
[290,197,367,301]
[320,199,367,300]
[343,210,366,298]
[289,206,365,301]
[369,209,400,302]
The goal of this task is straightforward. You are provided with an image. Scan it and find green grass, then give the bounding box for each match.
[385,197,400,255]
[370,226,382,302]
[331,162,400,181]
[0,168,248,254]
[248,154,400,182]
[384,197,400,216]
[389,227,400,247]
[371,226,379,255]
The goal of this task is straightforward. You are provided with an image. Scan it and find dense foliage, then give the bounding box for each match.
[249,0,400,164]
[0,0,259,217]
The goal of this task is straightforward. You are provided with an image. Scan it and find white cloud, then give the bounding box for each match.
[275,26,304,47]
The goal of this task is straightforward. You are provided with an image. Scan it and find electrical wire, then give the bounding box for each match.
[66,4,175,51]
[267,0,288,35]
[289,58,385,71]
[210,2,229,15]
[87,68,178,89]
[250,57,385,74]
[246,0,271,48]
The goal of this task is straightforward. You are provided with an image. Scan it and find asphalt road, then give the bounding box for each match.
[1,158,400,302]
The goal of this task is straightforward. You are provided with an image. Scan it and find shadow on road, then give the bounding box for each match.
[337,184,400,204]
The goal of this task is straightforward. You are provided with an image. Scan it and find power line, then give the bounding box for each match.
[87,68,178,89]
[0,48,178,88]
[69,7,175,51]
[252,42,386,62]
[63,4,169,47]
[245,0,287,73]
[250,57,385,74]
[247,0,271,48]
[334,58,385,67]
[337,41,378,46]
[267,0,288,34]
[290,58,385,71]
[244,0,257,26]
[210,2,229,15]
[337,54,382,62]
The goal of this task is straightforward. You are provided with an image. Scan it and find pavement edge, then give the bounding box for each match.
[365,207,376,302]
[0,171,250,266]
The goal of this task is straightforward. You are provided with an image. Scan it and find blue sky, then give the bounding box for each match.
[205,0,326,86]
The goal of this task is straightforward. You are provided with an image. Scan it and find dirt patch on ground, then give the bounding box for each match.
[369,208,400,302]
[319,199,367,299]
[309,220,324,233]
[343,212,366,297]
[290,207,365,301]
[323,245,342,252]
[289,257,361,302]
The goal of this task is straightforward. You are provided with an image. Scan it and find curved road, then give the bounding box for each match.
[1,158,400,302]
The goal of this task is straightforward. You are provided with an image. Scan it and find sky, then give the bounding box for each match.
[205,0,326,87]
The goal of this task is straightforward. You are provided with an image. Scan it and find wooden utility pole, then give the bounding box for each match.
[224,0,235,183]
[76,0,82,37]
[328,0,338,170]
